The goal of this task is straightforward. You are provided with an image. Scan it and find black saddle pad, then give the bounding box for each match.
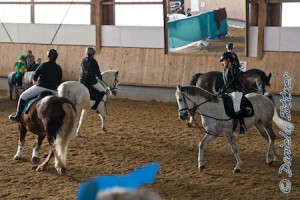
[222,94,254,118]
[241,96,254,118]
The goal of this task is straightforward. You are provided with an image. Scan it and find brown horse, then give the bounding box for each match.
[13,95,77,175]
[190,68,272,94]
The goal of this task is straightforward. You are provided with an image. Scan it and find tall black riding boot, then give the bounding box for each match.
[237,110,247,134]
[9,99,26,122]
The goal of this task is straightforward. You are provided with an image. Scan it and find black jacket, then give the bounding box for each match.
[80,57,102,85]
[34,61,62,90]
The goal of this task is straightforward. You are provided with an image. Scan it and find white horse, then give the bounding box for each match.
[58,70,119,136]
[8,71,35,100]
[175,85,293,173]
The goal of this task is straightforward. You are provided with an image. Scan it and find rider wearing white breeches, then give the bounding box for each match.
[9,49,62,122]
[220,51,246,134]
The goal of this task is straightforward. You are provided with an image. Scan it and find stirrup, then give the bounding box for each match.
[8,113,20,122]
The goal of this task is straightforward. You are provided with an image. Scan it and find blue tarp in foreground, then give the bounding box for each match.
[168,9,228,49]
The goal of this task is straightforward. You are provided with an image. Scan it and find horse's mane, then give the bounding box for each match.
[181,86,219,103]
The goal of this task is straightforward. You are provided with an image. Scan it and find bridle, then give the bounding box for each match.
[100,72,119,95]
[178,90,231,136]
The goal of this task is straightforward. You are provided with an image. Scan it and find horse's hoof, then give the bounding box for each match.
[56,167,66,176]
[234,169,241,173]
[76,133,82,137]
[199,165,206,172]
[31,156,41,165]
[187,123,192,128]
[267,161,273,166]
[13,155,22,160]
[102,127,107,133]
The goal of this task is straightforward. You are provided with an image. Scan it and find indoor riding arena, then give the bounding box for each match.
[0,1,300,200]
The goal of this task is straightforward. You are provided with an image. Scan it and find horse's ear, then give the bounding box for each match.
[177,84,182,91]
[116,70,119,74]
[268,73,272,81]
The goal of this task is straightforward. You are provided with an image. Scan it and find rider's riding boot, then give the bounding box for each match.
[237,110,247,134]
[9,99,26,122]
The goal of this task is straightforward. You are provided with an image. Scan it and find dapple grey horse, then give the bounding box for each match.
[58,69,119,136]
[175,85,293,173]
[8,71,35,100]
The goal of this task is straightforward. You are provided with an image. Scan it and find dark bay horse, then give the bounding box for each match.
[190,69,272,94]
[13,95,77,175]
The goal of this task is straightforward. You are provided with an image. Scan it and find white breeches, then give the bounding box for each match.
[20,85,58,101]
[228,91,243,113]
[92,82,106,93]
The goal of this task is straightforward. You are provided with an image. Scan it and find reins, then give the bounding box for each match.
[180,91,231,137]
[98,72,118,116]
[100,73,118,94]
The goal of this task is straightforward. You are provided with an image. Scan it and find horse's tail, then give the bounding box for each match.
[58,82,90,110]
[265,92,294,131]
[54,102,77,166]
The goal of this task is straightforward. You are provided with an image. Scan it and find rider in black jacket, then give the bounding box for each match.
[79,47,106,102]
[9,49,62,122]
[220,52,246,134]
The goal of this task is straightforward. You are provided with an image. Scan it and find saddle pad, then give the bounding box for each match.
[23,97,40,114]
[80,80,105,110]
[241,96,254,118]
[222,94,255,118]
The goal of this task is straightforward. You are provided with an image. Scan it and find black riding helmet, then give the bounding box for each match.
[226,42,234,50]
[47,49,58,60]
[220,52,234,62]
[86,47,96,56]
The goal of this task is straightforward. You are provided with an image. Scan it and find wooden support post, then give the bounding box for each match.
[257,0,267,60]
[30,0,35,23]
[250,0,258,26]
[94,0,101,52]
[91,0,95,25]
[163,0,169,54]
[246,0,249,56]
[267,3,282,26]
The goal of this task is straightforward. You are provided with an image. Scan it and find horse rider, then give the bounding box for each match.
[226,42,241,68]
[79,47,106,102]
[9,49,62,122]
[14,55,27,87]
[220,51,246,134]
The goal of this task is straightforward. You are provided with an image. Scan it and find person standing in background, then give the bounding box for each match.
[26,50,35,70]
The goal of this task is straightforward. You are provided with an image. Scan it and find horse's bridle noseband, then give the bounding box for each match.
[101,73,119,94]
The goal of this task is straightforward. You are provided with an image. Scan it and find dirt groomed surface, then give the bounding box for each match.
[0,90,299,199]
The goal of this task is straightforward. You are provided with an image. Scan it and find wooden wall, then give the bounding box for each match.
[0,43,299,95]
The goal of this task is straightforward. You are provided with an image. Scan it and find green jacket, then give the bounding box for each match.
[15,61,27,79]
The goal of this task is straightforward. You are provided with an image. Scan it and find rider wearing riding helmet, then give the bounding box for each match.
[226,42,241,68]
[220,51,246,134]
[9,49,62,122]
[15,55,27,86]
[79,47,106,102]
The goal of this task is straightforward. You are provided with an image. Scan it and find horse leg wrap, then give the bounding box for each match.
[32,148,39,158]
[15,145,23,158]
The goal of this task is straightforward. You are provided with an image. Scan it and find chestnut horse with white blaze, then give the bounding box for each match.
[13,95,77,175]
